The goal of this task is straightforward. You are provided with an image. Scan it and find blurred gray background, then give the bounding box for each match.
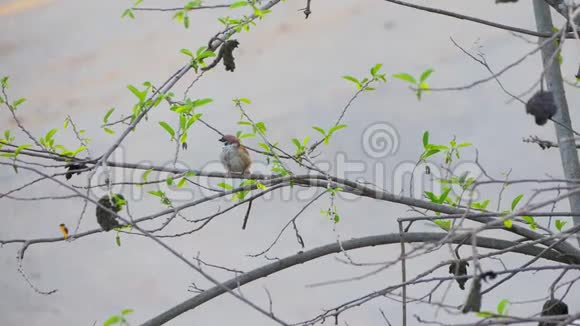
[1,0,580,325]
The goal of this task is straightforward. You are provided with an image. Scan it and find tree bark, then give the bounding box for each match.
[533,0,580,247]
[140,233,568,326]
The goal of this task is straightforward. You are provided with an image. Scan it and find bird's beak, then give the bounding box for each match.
[219,137,225,143]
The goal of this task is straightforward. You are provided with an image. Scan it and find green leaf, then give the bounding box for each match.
[173,105,191,114]
[511,194,524,211]
[504,219,513,228]
[180,132,187,144]
[433,219,451,231]
[184,0,201,10]
[497,298,509,315]
[179,114,187,130]
[193,98,213,107]
[14,144,31,156]
[148,190,165,197]
[419,69,434,82]
[426,144,449,151]
[521,216,536,230]
[257,142,270,153]
[115,234,121,247]
[292,138,301,149]
[480,199,490,209]
[103,108,115,123]
[421,149,440,160]
[104,315,121,326]
[476,311,494,318]
[230,1,248,8]
[238,98,251,104]
[239,133,255,139]
[103,127,115,134]
[255,182,267,190]
[72,146,87,156]
[370,63,383,76]
[471,199,491,210]
[180,49,193,58]
[45,128,58,141]
[422,131,429,148]
[424,191,438,202]
[177,177,187,188]
[195,46,208,57]
[555,219,567,232]
[457,142,472,148]
[342,75,360,87]
[438,187,451,204]
[328,124,347,135]
[186,114,202,128]
[158,122,175,139]
[122,8,135,19]
[127,85,145,102]
[121,308,134,316]
[217,182,233,190]
[312,126,326,136]
[197,50,216,61]
[12,98,26,108]
[142,168,153,182]
[393,73,417,84]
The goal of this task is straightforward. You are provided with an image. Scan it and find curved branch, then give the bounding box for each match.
[140,232,568,326]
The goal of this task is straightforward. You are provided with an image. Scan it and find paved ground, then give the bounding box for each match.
[1,0,580,325]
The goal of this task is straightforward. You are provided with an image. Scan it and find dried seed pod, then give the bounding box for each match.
[65,163,88,180]
[526,91,558,126]
[449,260,469,290]
[96,194,125,231]
[538,299,569,326]
[222,40,240,72]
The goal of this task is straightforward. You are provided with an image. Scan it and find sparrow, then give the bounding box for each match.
[219,135,252,175]
[96,194,125,231]
[219,135,253,229]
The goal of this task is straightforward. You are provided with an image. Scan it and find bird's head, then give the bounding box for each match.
[219,134,241,146]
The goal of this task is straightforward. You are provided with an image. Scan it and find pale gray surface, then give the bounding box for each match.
[1,0,580,325]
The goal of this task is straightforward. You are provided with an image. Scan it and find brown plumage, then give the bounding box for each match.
[219,135,252,175]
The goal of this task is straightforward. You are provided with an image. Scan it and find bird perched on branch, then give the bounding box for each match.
[219,135,252,175]
[96,194,126,231]
[219,134,253,229]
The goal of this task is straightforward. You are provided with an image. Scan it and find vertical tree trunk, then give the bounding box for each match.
[533,0,580,247]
